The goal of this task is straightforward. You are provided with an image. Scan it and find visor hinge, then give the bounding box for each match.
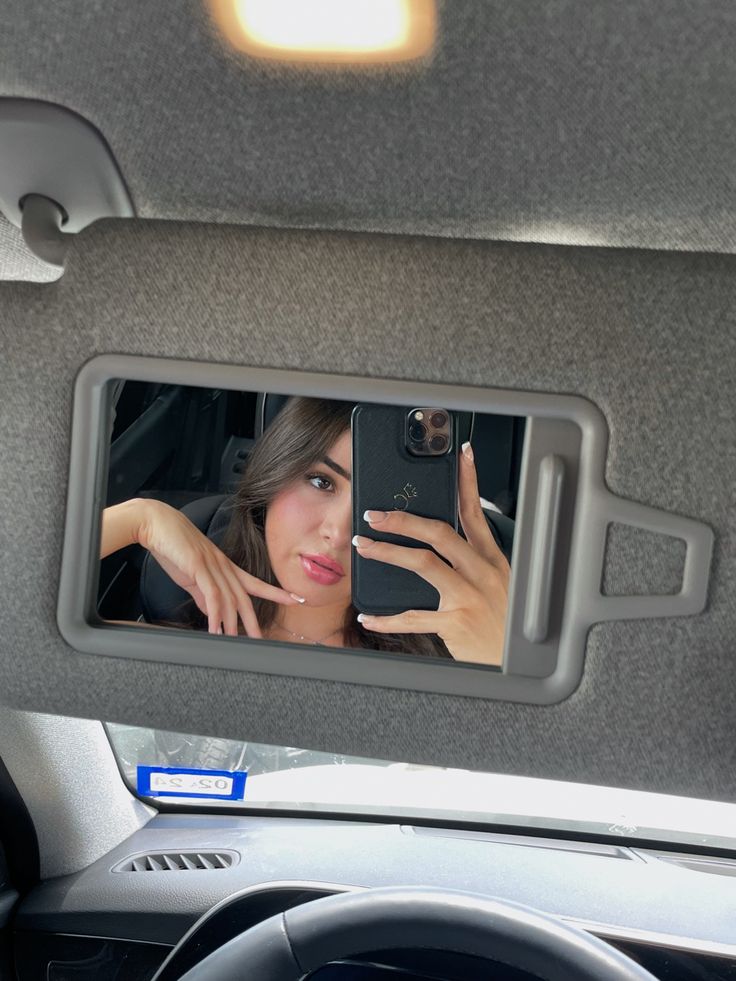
[20,194,70,269]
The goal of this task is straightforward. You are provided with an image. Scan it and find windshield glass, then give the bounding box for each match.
[106,723,736,852]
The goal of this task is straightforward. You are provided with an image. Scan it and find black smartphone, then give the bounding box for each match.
[351,403,465,616]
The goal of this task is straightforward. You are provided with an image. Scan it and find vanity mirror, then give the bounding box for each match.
[100,383,521,669]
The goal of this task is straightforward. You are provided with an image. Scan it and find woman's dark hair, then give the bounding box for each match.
[213,396,450,659]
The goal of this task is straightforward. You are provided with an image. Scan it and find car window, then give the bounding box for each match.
[106,722,736,853]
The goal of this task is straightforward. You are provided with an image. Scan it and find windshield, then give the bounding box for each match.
[106,723,736,853]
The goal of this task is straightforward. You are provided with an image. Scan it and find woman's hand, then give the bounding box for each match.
[102,498,304,637]
[352,442,510,666]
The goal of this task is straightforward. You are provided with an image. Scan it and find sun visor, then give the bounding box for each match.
[56,355,713,706]
[0,220,733,802]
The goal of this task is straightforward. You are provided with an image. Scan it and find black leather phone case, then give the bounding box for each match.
[351,404,460,615]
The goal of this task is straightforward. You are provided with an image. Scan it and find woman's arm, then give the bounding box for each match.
[100,498,304,636]
[100,498,152,558]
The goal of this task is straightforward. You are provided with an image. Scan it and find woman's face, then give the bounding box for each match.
[264,429,352,608]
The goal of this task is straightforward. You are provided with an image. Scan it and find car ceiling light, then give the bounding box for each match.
[208,0,436,63]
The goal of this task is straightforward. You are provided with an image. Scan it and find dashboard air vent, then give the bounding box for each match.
[112,850,239,872]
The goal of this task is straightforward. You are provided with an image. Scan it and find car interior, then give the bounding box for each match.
[1,0,735,979]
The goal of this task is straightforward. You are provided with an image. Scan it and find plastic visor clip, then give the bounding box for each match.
[20,193,69,269]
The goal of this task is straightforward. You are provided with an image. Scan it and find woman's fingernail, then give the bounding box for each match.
[462,441,474,463]
[290,592,306,604]
[364,510,387,523]
[357,613,374,623]
[352,534,374,548]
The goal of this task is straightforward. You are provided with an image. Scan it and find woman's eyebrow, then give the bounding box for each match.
[321,455,351,481]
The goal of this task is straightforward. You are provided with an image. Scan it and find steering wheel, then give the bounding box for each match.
[177,885,658,981]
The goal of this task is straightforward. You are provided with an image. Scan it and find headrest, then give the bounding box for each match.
[254,393,289,438]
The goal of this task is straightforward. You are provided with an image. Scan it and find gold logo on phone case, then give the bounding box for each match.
[393,483,418,510]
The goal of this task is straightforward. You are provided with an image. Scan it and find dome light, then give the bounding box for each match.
[208,0,435,64]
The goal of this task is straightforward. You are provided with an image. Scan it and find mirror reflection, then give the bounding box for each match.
[99,384,524,666]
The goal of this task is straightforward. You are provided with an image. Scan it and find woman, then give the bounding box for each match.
[101,397,509,665]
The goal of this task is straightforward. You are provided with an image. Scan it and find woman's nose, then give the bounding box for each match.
[321,498,352,550]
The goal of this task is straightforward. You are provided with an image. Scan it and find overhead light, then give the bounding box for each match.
[208,0,436,64]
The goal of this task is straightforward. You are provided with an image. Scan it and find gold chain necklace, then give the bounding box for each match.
[273,621,344,646]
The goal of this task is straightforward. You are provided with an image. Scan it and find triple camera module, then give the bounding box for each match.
[406,407,451,456]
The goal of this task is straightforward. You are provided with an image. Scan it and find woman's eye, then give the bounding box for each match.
[308,474,334,492]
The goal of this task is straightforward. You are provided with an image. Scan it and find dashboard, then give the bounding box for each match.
[12,813,736,979]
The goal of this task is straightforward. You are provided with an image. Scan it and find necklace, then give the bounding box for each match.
[273,621,344,646]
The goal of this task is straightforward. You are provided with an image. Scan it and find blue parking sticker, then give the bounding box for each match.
[137,765,247,800]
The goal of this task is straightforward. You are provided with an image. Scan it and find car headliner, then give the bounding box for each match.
[0,0,734,273]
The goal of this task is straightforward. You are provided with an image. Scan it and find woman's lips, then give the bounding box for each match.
[300,553,345,586]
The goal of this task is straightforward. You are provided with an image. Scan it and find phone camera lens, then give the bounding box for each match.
[430,411,448,429]
[429,433,447,452]
[409,422,427,442]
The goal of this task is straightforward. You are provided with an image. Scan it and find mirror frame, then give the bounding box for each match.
[57,355,712,704]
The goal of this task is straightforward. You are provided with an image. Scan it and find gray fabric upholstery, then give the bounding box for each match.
[0,710,154,878]
[0,214,61,283]
[1,220,735,800]
[603,524,686,597]
[0,0,734,258]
